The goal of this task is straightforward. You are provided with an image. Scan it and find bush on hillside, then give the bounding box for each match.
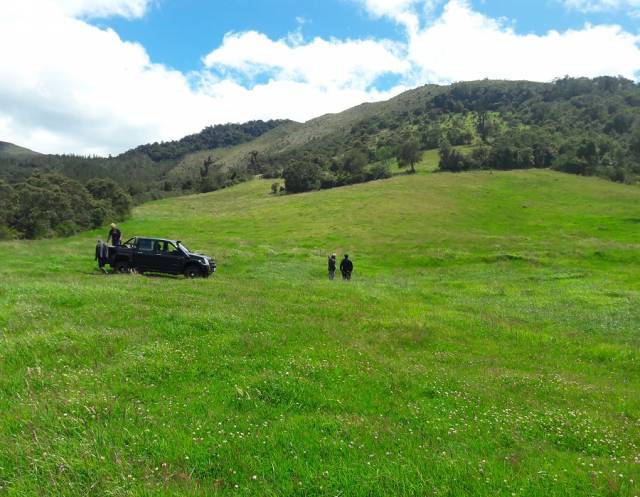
[86,178,133,220]
[283,162,323,193]
[0,173,136,239]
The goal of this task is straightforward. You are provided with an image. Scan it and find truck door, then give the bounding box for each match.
[157,241,184,273]
[135,238,160,271]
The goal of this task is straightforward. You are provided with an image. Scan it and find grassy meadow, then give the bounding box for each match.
[0,168,639,496]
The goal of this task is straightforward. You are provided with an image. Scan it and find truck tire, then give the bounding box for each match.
[184,265,202,278]
[114,261,130,274]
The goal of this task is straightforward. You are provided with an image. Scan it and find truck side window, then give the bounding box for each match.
[138,239,153,251]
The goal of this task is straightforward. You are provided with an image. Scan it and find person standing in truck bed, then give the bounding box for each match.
[107,223,121,246]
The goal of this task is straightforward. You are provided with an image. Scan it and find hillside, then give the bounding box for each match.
[0,120,287,197]
[1,169,639,496]
[172,77,640,188]
[0,140,40,158]
[3,76,640,211]
[168,83,448,182]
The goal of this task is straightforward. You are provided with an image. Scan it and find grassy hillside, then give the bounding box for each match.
[170,85,447,181]
[1,170,639,496]
[0,141,40,158]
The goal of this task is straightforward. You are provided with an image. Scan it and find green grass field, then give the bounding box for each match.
[1,169,639,496]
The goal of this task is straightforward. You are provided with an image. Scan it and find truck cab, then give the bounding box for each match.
[110,237,215,278]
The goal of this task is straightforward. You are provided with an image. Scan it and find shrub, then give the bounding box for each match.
[86,178,132,219]
[367,162,391,180]
[283,162,323,193]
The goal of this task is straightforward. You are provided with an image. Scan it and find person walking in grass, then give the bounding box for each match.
[340,254,353,280]
[107,223,121,246]
[95,239,109,273]
[328,253,337,280]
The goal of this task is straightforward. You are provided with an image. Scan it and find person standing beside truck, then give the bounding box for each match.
[95,239,109,273]
[107,223,121,246]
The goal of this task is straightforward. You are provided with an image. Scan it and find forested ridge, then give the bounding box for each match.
[0,119,286,200]
[260,76,640,192]
[2,76,640,239]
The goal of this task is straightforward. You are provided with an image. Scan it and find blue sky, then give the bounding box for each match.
[1,0,640,154]
[94,1,401,73]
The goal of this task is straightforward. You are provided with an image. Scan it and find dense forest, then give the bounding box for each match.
[0,174,131,239]
[0,120,285,239]
[2,77,640,238]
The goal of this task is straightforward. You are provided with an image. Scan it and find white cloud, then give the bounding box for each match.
[44,0,151,18]
[407,0,640,83]
[1,0,640,155]
[559,0,640,13]
[0,2,407,155]
[203,31,409,90]
[353,0,422,33]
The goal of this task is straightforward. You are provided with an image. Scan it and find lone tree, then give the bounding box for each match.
[247,150,261,174]
[397,139,421,174]
[201,156,216,178]
[475,109,496,143]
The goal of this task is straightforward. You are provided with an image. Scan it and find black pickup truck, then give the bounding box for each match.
[109,237,215,278]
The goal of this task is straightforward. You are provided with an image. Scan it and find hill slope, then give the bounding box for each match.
[6,76,640,203]
[0,140,40,158]
[172,76,640,189]
[0,169,639,496]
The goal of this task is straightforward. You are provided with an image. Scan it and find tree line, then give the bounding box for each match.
[0,173,131,240]
[128,120,288,162]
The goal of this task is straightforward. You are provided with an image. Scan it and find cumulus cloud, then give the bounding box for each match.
[559,0,640,13]
[203,31,409,89]
[11,0,152,18]
[1,0,640,155]
[0,2,209,155]
[0,1,408,155]
[353,0,423,32]
[407,0,640,83]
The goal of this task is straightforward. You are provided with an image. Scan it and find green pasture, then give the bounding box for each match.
[0,169,639,496]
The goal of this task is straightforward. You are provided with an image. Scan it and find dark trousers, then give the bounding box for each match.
[328,269,336,280]
[341,270,352,280]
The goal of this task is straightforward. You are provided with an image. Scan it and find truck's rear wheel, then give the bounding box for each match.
[114,261,130,274]
[184,265,202,278]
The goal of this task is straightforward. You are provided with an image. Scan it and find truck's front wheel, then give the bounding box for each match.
[184,265,202,278]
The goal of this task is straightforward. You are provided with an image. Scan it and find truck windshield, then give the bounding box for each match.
[178,244,190,254]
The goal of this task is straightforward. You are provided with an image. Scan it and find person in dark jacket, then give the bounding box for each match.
[107,223,121,246]
[328,253,337,280]
[95,239,109,273]
[340,254,353,280]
